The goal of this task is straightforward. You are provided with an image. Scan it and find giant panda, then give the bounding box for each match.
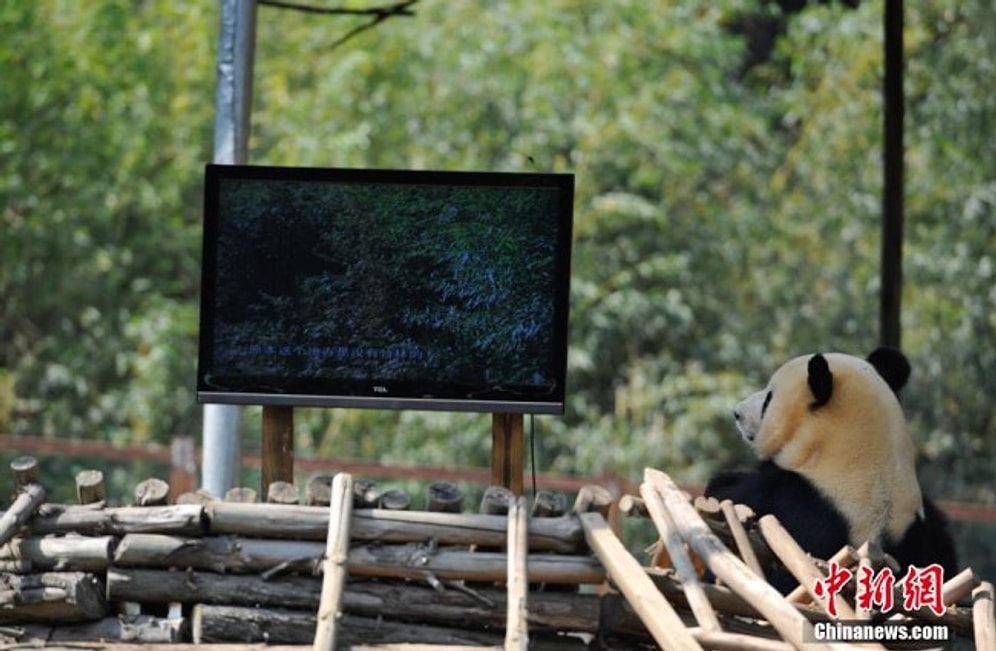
[706,347,957,593]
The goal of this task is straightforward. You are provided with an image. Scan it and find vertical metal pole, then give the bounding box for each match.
[881,0,904,350]
[202,0,258,497]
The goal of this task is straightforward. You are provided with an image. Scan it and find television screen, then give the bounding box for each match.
[197,164,574,414]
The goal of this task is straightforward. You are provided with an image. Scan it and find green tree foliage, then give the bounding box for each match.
[1,1,216,445]
[2,0,992,515]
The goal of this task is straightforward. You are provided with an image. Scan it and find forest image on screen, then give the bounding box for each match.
[211,178,563,398]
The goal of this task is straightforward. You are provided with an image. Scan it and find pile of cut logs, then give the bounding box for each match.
[1,456,993,651]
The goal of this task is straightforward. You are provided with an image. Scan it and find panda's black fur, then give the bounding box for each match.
[706,348,958,594]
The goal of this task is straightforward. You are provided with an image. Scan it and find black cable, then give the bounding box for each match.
[529,413,537,497]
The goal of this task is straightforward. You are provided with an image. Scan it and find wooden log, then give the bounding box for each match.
[531,490,566,518]
[974,581,995,651]
[943,567,980,605]
[107,570,606,634]
[348,542,605,585]
[16,614,185,643]
[75,470,106,505]
[379,488,411,511]
[223,486,257,503]
[10,455,40,488]
[307,475,334,507]
[313,472,353,651]
[27,504,206,537]
[579,510,703,651]
[107,568,322,609]
[0,572,108,623]
[505,496,529,651]
[134,478,171,506]
[618,493,648,518]
[113,534,324,574]
[643,468,829,651]
[175,489,216,505]
[193,605,505,647]
[352,479,381,509]
[0,482,46,548]
[572,484,613,516]
[427,481,464,513]
[110,533,604,584]
[480,485,514,515]
[204,502,585,553]
[267,480,300,505]
[639,481,720,632]
[0,535,115,572]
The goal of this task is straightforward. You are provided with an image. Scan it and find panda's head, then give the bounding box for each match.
[734,347,923,544]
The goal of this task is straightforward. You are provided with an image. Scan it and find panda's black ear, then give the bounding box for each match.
[808,353,833,409]
[867,346,911,394]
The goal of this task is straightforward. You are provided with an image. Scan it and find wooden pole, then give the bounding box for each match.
[262,405,294,496]
[491,413,524,495]
[643,468,830,651]
[313,473,353,651]
[505,496,529,651]
[0,458,47,548]
[578,510,703,651]
[639,481,720,632]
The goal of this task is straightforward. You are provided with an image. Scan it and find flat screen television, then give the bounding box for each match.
[197,164,574,414]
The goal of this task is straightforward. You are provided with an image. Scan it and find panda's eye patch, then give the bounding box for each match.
[761,390,773,418]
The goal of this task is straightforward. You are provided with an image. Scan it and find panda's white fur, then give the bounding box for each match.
[733,352,923,547]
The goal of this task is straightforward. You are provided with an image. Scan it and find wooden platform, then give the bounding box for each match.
[1,457,993,650]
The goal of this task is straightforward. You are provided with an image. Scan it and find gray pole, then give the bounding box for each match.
[202,0,258,497]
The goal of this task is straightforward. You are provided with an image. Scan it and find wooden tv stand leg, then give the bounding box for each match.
[491,413,524,496]
[262,405,294,496]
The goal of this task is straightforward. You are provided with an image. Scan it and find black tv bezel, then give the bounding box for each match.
[196,163,574,415]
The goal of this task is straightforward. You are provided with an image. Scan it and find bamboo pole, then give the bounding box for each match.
[639,480,720,632]
[719,499,764,578]
[757,515,857,621]
[314,473,353,651]
[504,495,528,651]
[578,510,703,651]
[786,545,857,605]
[942,568,980,605]
[644,468,833,651]
[974,581,995,651]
